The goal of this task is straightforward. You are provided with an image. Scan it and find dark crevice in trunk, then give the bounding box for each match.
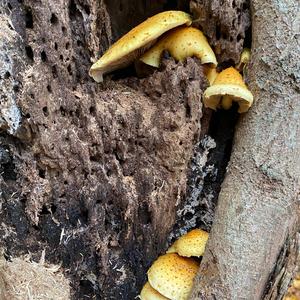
[207,106,239,184]
[170,106,239,241]
[104,0,184,41]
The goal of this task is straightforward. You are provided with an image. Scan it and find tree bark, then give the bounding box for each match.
[190,0,300,299]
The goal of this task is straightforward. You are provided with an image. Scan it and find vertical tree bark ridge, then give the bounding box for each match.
[190,0,300,299]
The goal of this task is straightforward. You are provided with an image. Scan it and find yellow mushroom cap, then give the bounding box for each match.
[140,282,170,300]
[203,67,254,113]
[166,229,209,257]
[236,48,251,72]
[89,11,192,82]
[148,253,199,300]
[140,27,217,68]
[283,274,300,300]
[284,297,299,300]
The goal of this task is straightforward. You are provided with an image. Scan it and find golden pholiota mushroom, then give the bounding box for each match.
[140,282,170,300]
[140,27,217,68]
[167,229,209,257]
[236,48,251,73]
[283,274,300,300]
[89,11,192,82]
[203,67,254,113]
[147,253,199,300]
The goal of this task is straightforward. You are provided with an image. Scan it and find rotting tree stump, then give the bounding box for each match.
[0,0,253,298]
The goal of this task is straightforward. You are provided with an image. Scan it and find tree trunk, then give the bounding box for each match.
[190,0,300,299]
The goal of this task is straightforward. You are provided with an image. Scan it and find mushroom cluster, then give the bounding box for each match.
[89,10,255,299]
[140,229,209,300]
[89,11,193,82]
[203,66,254,113]
[89,10,253,112]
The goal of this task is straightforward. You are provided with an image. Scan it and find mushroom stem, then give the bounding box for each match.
[236,48,251,73]
[221,95,233,110]
[203,67,254,113]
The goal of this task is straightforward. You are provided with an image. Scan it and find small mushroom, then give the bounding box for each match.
[147,253,199,300]
[140,282,170,300]
[89,11,192,82]
[236,48,251,73]
[167,229,209,257]
[203,67,254,113]
[140,27,217,68]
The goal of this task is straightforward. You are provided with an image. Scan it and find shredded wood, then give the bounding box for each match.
[0,254,70,300]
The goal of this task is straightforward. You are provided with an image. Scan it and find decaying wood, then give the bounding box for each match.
[1,0,298,298]
[0,1,214,298]
[190,0,300,299]
[190,0,251,64]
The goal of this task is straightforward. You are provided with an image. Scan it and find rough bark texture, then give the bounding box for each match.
[190,0,300,299]
[0,0,236,299]
[190,0,251,64]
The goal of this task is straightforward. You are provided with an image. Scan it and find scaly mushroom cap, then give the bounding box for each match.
[89,11,192,82]
[203,67,254,113]
[148,253,199,300]
[167,229,209,257]
[140,27,217,68]
[140,282,170,300]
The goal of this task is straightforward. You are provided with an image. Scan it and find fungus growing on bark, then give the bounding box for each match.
[140,282,170,300]
[167,229,209,257]
[140,27,217,68]
[203,67,254,113]
[236,48,251,72]
[89,11,192,82]
[147,253,199,300]
[283,274,300,300]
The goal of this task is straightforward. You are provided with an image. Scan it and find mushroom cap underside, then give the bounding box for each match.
[203,67,254,113]
[204,84,254,113]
